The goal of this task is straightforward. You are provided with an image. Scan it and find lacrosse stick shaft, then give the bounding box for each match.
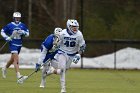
[0,42,8,52]
[0,35,15,52]
[18,58,51,82]
[26,71,36,79]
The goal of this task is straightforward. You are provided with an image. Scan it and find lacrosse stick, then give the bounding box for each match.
[17,58,51,84]
[0,42,8,52]
[0,34,16,52]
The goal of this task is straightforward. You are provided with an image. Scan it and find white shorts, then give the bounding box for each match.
[53,52,74,69]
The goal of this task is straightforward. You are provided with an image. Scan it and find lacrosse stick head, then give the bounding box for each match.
[17,76,28,84]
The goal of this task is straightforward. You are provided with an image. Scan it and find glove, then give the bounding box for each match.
[5,37,12,42]
[17,30,26,35]
[72,54,81,64]
[79,44,86,54]
[35,63,41,72]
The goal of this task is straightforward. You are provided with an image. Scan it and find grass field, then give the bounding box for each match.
[0,68,140,93]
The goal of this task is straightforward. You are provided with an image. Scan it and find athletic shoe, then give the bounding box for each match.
[39,85,45,88]
[2,67,6,78]
[39,79,46,88]
[61,87,66,93]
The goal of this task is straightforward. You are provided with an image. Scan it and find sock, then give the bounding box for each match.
[16,72,21,78]
[60,69,66,89]
[3,66,6,70]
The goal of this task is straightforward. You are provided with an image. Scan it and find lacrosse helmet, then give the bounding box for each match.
[13,12,21,23]
[53,27,62,45]
[67,19,79,34]
[54,27,62,36]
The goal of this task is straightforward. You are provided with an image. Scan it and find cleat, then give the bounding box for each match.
[61,87,66,93]
[39,78,46,88]
[2,67,6,78]
[39,85,45,88]
[46,66,54,76]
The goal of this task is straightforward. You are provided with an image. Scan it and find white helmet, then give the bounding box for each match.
[53,27,62,45]
[67,19,79,34]
[54,27,62,36]
[13,12,21,23]
[13,12,21,17]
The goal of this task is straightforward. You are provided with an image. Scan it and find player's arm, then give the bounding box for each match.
[35,35,53,71]
[1,29,9,39]
[35,45,48,72]
[17,24,29,37]
[72,34,86,64]
[17,29,29,37]
[78,33,86,54]
[1,25,13,41]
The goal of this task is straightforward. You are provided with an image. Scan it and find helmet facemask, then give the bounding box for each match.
[13,17,21,24]
[53,35,60,46]
[69,25,79,34]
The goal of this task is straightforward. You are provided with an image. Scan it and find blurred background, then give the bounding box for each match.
[0,0,140,69]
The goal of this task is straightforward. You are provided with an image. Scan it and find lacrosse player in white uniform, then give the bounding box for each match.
[47,19,86,93]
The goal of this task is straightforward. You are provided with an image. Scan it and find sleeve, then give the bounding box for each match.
[37,45,48,64]
[79,33,85,47]
[1,25,9,40]
[78,33,86,54]
[43,35,53,50]
[22,24,29,37]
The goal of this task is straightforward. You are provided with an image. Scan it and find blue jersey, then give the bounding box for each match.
[41,34,58,63]
[1,22,29,46]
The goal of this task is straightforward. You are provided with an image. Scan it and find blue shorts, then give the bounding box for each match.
[9,44,21,54]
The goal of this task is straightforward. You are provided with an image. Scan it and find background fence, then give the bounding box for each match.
[1,39,140,69]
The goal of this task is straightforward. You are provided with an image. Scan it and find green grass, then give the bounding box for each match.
[0,68,140,93]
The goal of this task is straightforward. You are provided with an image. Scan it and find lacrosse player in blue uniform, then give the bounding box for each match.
[1,12,29,81]
[35,27,62,88]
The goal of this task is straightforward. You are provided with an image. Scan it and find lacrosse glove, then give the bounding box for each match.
[17,30,26,35]
[72,54,81,64]
[35,63,41,72]
[5,37,12,42]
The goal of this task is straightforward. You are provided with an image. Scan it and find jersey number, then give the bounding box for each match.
[64,41,76,47]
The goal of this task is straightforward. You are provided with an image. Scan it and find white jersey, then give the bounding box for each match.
[59,29,85,55]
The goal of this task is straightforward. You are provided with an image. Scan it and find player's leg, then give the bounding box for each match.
[2,54,14,78]
[12,53,21,78]
[66,56,73,69]
[1,44,16,78]
[5,55,14,68]
[11,45,22,79]
[57,54,67,93]
[40,64,48,88]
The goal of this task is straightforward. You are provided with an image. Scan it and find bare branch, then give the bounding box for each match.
[39,0,59,25]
